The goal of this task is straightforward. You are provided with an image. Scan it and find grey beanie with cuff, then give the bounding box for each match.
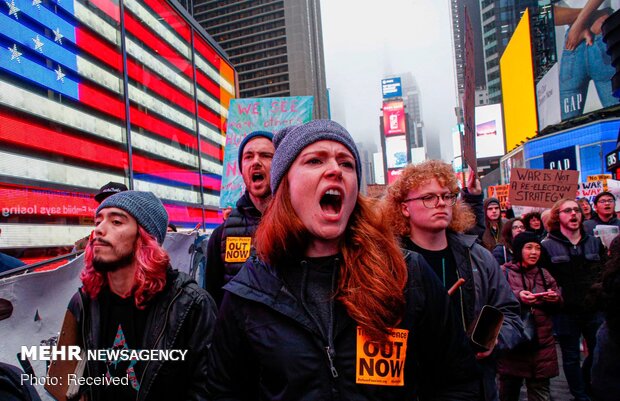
[270,120,362,194]
[96,191,169,245]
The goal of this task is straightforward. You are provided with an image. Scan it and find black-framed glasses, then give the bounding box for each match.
[598,199,615,205]
[403,193,458,209]
[560,207,581,214]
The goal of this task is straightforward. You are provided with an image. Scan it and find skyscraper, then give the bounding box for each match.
[189,0,329,119]
[449,0,486,98]
[480,0,540,103]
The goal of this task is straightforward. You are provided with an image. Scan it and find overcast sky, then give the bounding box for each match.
[319,0,459,161]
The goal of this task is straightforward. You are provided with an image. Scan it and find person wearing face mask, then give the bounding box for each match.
[206,120,481,400]
[492,218,526,267]
[205,131,275,306]
[497,232,562,401]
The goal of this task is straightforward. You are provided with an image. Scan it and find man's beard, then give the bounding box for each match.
[92,250,135,273]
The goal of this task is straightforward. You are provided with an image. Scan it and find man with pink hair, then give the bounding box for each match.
[57,191,216,401]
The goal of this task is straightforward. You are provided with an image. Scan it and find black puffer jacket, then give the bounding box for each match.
[206,191,262,305]
[68,269,217,401]
[541,230,605,313]
[206,251,481,401]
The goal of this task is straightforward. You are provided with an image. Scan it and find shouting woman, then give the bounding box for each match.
[206,120,480,400]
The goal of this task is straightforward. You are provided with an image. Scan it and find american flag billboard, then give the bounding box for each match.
[0,0,236,260]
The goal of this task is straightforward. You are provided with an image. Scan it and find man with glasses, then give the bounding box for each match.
[542,198,606,401]
[584,191,620,235]
[384,160,522,401]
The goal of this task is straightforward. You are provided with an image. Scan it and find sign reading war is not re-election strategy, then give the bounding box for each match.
[219,96,314,208]
[509,168,579,208]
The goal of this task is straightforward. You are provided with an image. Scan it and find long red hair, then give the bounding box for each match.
[255,178,408,343]
[80,226,169,309]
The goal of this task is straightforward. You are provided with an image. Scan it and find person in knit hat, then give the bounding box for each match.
[207,120,481,400]
[52,191,216,400]
[498,231,562,401]
[481,197,506,251]
[205,130,274,306]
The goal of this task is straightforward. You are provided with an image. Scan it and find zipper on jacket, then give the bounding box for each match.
[136,287,183,401]
[325,346,339,378]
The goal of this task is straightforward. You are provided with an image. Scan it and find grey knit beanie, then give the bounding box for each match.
[238,130,274,170]
[270,120,362,194]
[96,191,169,244]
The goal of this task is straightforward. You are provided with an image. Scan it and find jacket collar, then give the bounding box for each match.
[547,229,587,245]
[224,256,319,334]
[236,190,262,217]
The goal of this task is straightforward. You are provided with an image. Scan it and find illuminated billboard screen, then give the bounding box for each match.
[536,1,616,130]
[382,100,406,136]
[475,104,505,158]
[0,0,236,255]
[381,77,402,99]
[385,135,408,169]
[500,9,538,153]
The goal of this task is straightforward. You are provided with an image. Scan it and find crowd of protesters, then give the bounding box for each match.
[5,119,618,400]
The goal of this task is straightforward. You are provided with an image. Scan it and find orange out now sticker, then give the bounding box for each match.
[356,326,409,386]
[224,237,251,262]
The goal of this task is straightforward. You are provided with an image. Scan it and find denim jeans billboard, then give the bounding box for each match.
[538,1,618,130]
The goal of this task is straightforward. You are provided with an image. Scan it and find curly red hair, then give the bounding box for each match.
[383,160,476,236]
[80,226,169,309]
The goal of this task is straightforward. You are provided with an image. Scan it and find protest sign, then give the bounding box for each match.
[577,181,604,204]
[356,326,408,386]
[219,97,314,208]
[487,184,510,210]
[509,168,579,208]
[587,174,611,190]
[606,179,620,212]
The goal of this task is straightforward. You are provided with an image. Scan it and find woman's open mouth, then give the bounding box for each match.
[320,189,343,216]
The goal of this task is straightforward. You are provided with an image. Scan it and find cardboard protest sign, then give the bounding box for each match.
[487,184,510,210]
[509,168,579,208]
[219,97,314,208]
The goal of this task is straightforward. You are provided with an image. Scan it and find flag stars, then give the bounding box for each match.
[55,65,65,83]
[32,35,44,53]
[6,0,20,19]
[32,0,42,9]
[8,44,22,63]
[53,28,64,45]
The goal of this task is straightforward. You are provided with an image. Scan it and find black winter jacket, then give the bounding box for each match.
[206,191,262,306]
[68,269,217,401]
[206,251,481,401]
[541,230,605,313]
[583,214,620,235]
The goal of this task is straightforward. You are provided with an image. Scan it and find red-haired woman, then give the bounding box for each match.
[206,120,480,400]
